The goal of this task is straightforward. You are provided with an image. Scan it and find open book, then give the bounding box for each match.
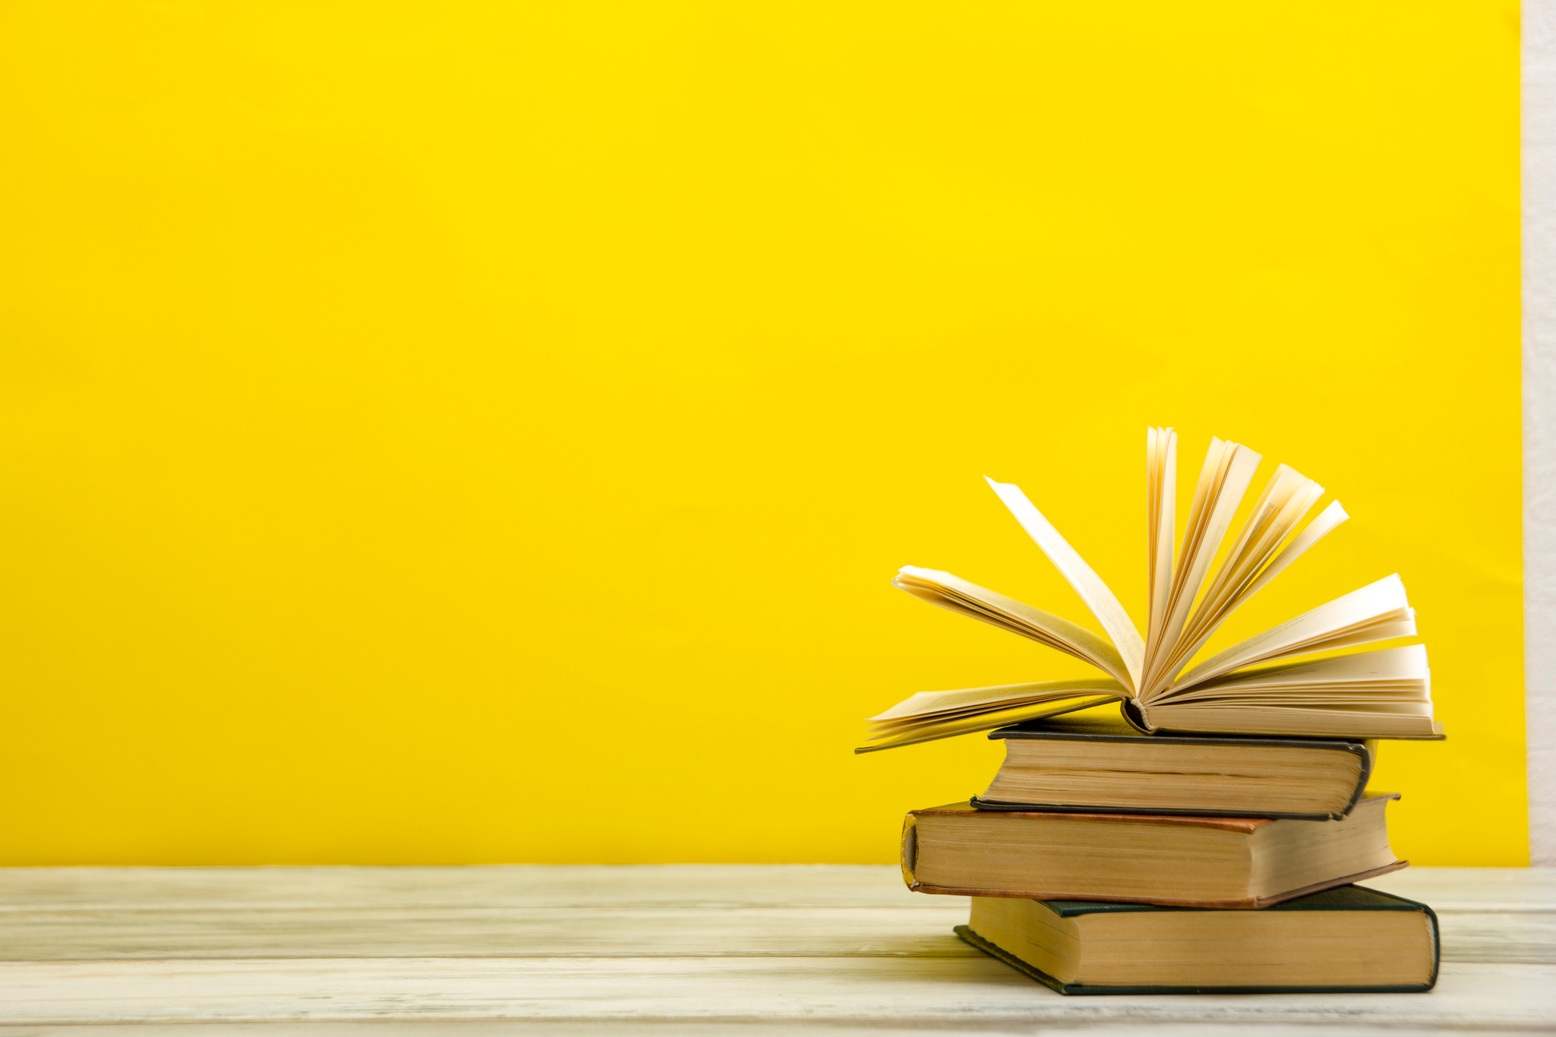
[860,429,1442,751]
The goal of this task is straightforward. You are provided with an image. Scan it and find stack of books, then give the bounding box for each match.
[860,429,1444,995]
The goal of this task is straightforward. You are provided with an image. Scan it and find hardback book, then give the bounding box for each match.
[972,710,1373,820]
[859,428,1443,751]
[957,885,1439,994]
[901,793,1404,908]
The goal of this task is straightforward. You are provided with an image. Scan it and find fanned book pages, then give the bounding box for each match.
[956,885,1439,995]
[860,429,1443,751]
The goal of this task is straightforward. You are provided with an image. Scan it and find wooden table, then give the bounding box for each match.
[0,865,1549,1034]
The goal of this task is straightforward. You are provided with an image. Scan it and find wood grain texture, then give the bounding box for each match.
[0,865,1546,1033]
[0,958,1551,1027]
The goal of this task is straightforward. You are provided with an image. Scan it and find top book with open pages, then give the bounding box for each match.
[860,428,1443,751]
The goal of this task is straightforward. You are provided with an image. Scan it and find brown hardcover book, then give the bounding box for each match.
[901,794,1404,908]
[972,712,1373,820]
[958,884,1439,994]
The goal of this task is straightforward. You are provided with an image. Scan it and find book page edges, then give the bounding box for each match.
[1164,573,1412,693]
[909,793,1396,826]
[1186,465,1321,637]
[956,913,1435,993]
[1145,427,1177,653]
[1138,702,1444,740]
[857,693,1126,753]
[1158,474,1328,683]
[1177,643,1428,692]
[869,679,1128,723]
[894,567,1133,688]
[976,731,1373,820]
[1148,500,1353,695]
[909,859,1409,908]
[1140,440,1261,691]
[1235,499,1350,606]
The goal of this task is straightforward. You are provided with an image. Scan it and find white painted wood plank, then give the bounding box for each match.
[0,864,1543,913]
[0,1024,1537,1037]
[0,866,1545,964]
[0,865,924,910]
[1368,866,1556,910]
[0,901,1547,964]
[1366,867,1556,964]
[0,905,976,960]
[0,865,968,961]
[0,957,1548,1028]
[0,865,1546,1030]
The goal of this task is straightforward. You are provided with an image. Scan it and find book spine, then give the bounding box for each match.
[1339,741,1376,818]
[969,796,1346,822]
[1424,902,1441,989]
[1119,698,1154,733]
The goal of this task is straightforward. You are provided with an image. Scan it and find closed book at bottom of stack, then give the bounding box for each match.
[958,884,1439,994]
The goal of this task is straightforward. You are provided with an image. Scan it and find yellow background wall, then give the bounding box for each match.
[0,1,1521,864]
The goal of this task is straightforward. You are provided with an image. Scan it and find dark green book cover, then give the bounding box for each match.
[957,884,1439,995]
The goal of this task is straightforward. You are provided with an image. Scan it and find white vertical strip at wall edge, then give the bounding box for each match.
[1526,0,1556,866]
